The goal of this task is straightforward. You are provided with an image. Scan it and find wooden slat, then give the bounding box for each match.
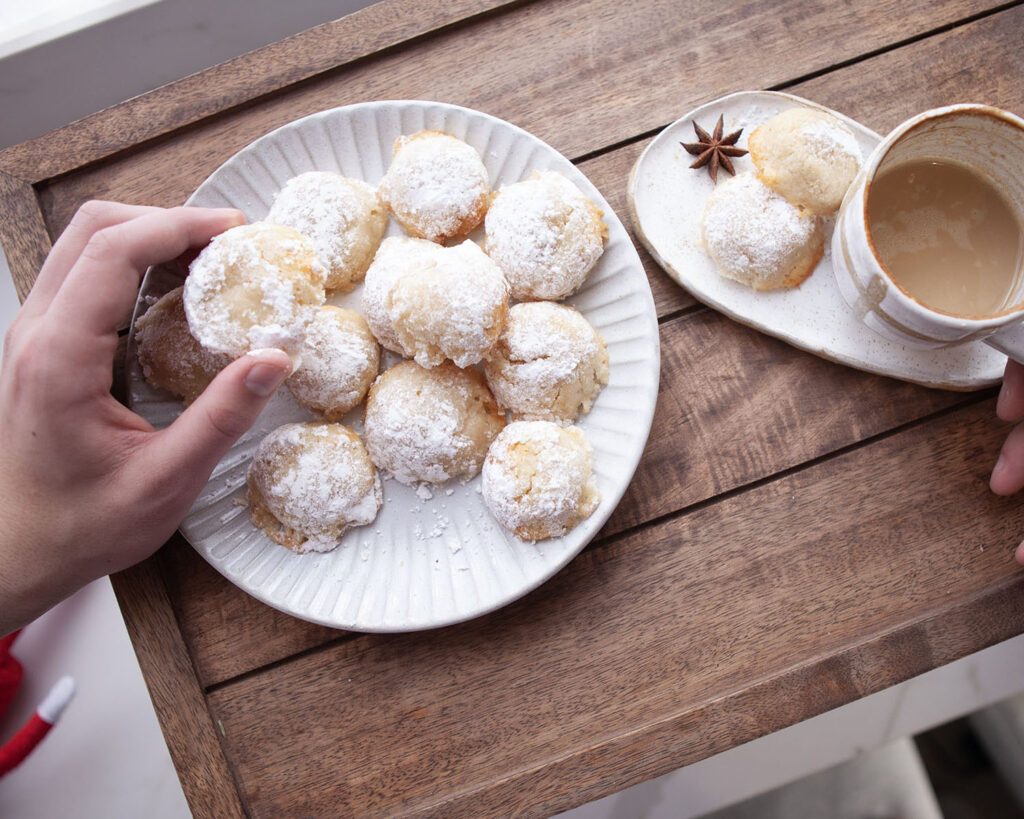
[0,172,51,302]
[206,400,1024,817]
[0,0,526,181]
[110,559,245,819]
[34,0,1004,237]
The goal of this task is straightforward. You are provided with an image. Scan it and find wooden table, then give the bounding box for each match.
[3,1,1024,815]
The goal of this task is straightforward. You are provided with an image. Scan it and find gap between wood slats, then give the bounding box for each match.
[655,303,705,326]
[594,391,994,553]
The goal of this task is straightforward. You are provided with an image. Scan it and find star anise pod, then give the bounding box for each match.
[681,115,747,183]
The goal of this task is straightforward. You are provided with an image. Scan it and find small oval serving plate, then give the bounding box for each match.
[627,89,1006,390]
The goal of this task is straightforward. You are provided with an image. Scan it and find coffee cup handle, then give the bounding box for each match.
[985,322,1024,364]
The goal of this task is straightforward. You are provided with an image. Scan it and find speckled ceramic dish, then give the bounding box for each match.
[127,101,660,632]
[628,90,1006,390]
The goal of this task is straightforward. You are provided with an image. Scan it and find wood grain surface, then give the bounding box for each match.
[3,0,1024,816]
[32,0,1004,237]
[206,401,1024,817]
[580,142,697,318]
[159,534,344,688]
[0,172,51,302]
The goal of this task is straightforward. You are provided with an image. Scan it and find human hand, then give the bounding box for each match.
[0,202,293,634]
[990,357,1024,565]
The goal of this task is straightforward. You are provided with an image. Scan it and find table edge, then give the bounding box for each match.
[0,171,50,301]
[110,556,246,819]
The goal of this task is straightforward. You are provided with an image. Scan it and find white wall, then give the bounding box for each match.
[0,0,374,149]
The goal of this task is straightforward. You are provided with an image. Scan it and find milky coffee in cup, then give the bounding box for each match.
[866,158,1023,317]
[832,104,1024,360]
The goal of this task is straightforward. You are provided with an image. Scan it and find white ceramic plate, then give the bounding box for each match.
[628,90,1005,390]
[127,101,660,632]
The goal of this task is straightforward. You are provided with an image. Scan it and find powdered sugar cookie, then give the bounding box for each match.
[247,422,382,553]
[361,235,441,354]
[484,170,607,301]
[484,301,608,423]
[482,420,600,541]
[286,306,379,420]
[388,239,508,368]
[378,131,490,243]
[748,108,862,215]
[266,171,387,292]
[701,172,824,290]
[363,361,505,485]
[135,286,232,404]
[184,222,326,358]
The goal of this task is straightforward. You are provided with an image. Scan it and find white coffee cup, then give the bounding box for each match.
[832,104,1024,360]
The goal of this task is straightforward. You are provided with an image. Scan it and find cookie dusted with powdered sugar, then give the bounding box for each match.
[748,108,862,215]
[484,302,608,423]
[388,239,508,369]
[484,170,607,301]
[361,236,440,355]
[247,422,382,553]
[266,171,387,292]
[184,222,326,359]
[362,237,508,368]
[482,420,600,541]
[286,306,379,421]
[135,286,232,404]
[378,131,490,243]
[701,172,824,290]
[363,361,505,486]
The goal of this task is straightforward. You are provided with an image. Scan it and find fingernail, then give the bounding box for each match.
[994,454,1006,477]
[244,348,291,397]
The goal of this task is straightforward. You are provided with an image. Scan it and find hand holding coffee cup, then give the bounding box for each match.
[832,104,1024,562]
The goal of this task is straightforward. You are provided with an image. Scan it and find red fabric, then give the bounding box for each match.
[0,630,70,777]
[0,631,23,719]
[0,713,50,777]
